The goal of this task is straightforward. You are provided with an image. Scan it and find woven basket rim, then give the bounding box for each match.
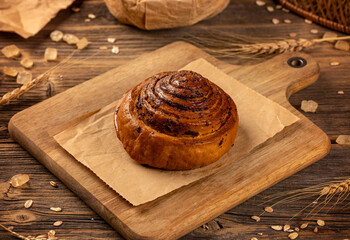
[278,0,350,34]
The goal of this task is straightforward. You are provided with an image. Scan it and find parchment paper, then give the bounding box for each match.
[54,58,299,206]
[0,0,74,38]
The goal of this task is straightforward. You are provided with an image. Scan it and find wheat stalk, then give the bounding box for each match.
[189,33,350,58]
[0,223,37,240]
[0,72,50,105]
[261,177,350,219]
[0,49,105,105]
[0,51,76,105]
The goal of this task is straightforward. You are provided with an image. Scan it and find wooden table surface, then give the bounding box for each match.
[0,0,349,239]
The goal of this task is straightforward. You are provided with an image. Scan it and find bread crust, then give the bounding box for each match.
[115,71,238,170]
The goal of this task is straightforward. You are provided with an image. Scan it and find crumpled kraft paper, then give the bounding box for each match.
[54,58,299,206]
[104,0,230,30]
[0,0,74,38]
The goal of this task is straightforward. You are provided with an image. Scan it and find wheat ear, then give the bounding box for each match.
[0,51,78,105]
[190,34,350,57]
[260,177,350,220]
[0,72,50,105]
[0,223,37,240]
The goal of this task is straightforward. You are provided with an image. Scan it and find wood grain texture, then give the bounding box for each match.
[1,0,349,239]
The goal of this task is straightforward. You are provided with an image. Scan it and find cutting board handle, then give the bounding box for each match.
[227,52,319,104]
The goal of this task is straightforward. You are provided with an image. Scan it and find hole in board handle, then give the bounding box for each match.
[287,57,307,68]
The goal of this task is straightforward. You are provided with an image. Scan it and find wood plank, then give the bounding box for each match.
[8,41,330,239]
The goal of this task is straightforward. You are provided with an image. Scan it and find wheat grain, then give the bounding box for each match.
[0,72,50,105]
[261,177,350,221]
[0,49,103,105]
[188,33,350,58]
[0,223,37,240]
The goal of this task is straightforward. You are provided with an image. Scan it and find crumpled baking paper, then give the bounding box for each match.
[54,58,299,206]
[0,0,74,38]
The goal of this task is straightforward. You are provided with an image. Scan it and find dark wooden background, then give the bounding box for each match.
[0,0,349,239]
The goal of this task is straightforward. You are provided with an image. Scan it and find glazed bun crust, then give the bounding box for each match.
[115,70,238,170]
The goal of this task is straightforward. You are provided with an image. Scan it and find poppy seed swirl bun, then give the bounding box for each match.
[114,70,238,170]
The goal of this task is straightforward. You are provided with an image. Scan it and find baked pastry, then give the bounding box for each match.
[114,70,238,170]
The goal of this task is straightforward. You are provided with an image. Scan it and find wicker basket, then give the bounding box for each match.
[278,0,350,34]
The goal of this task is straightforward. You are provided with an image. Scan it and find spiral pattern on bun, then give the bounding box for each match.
[115,70,238,170]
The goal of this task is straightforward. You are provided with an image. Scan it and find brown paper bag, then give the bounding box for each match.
[104,0,230,30]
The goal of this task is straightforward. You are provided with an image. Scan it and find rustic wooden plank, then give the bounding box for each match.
[1,0,349,239]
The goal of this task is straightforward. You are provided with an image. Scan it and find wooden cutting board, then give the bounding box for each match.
[8,42,330,240]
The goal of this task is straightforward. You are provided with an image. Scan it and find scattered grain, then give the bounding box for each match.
[289,33,297,38]
[272,18,280,24]
[314,227,318,233]
[251,238,258,240]
[336,135,350,145]
[266,6,274,12]
[284,19,292,24]
[63,33,79,44]
[107,37,116,43]
[310,29,318,34]
[48,230,55,238]
[71,7,80,12]
[288,232,299,239]
[50,181,58,188]
[323,32,337,42]
[295,227,300,232]
[317,219,325,226]
[88,13,96,19]
[276,4,282,9]
[44,48,58,61]
[50,30,63,42]
[330,61,340,66]
[287,229,294,233]
[282,8,290,12]
[337,90,344,94]
[77,37,89,50]
[301,100,318,113]
[1,44,21,58]
[258,233,263,236]
[53,221,63,227]
[24,200,33,208]
[99,46,108,50]
[305,19,312,24]
[251,216,260,222]
[334,40,350,51]
[112,46,120,54]
[20,58,34,68]
[256,0,266,6]
[283,225,290,231]
[271,225,283,231]
[9,174,30,187]
[50,207,62,212]
[202,224,209,230]
[3,66,18,77]
[300,223,308,229]
[264,206,273,213]
[16,71,32,84]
